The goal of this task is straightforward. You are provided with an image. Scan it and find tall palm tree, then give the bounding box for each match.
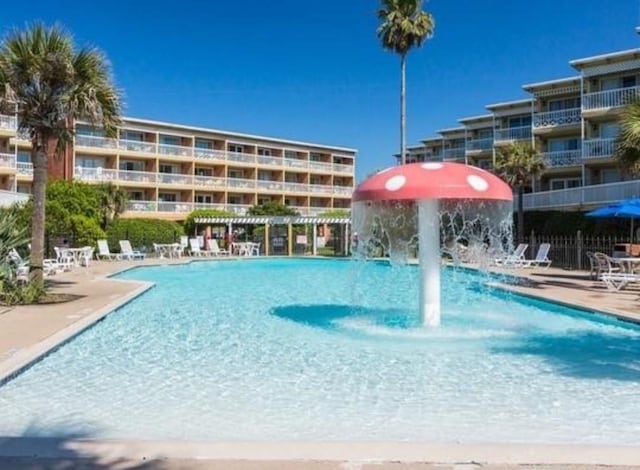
[495,142,545,242]
[377,0,434,165]
[97,182,128,230]
[615,97,640,176]
[0,23,121,282]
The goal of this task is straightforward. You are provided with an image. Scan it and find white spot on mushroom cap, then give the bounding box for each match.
[421,162,443,170]
[385,175,406,191]
[467,174,489,192]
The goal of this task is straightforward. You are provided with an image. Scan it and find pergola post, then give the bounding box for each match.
[344,222,350,256]
[287,223,293,256]
[264,223,270,256]
[312,224,317,256]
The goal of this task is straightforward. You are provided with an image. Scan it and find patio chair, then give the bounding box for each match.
[96,239,121,261]
[54,247,75,271]
[600,271,640,291]
[9,248,60,276]
[592,252,621,280]
[79,246,94,267]
[118,240,146,260]
[493,243,528,267]
[207,238,229,256]
[189,238,206,257]
[519,243,552,269]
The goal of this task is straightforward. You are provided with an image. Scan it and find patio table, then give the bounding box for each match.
[155,243,182,259]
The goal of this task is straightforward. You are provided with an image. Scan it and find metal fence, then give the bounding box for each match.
[522,231,634,270]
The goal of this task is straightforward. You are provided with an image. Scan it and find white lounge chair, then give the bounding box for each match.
[119,240,146,260]
[96,239,121,261]
[519,243,552,269]
[493,243,528,267]
[600,271,640,291]
[189,238,207,257]
[207,238,229,256]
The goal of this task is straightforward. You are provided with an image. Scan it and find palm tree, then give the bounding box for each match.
[615,97,640,176]
[495,142,545,242]
[97,183,128,230]
[0,23,121,282]
[377,0,434,165]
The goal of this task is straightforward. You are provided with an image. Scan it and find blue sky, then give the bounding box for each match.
[1,1,639,180]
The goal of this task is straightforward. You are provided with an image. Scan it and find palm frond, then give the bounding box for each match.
[615,97,640,175]
[494,142,545,189]
[377,0,434,56]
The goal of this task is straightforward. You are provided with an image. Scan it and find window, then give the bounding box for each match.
[158,193,177,202]
[195,194,212,204]
[600,122,620,139]
[76,156,104,168]
[127,191,144,201]
[195,139,212,149]
[602,75,637,90]
[159,164,176,174]
[120,131,143,142]
[257,148,271,156]
[622,75,637,88]
[76,125,104,137]
[160,135,180,146]
[548,138,580,152]
[284,150,297,159]
[119,160,144,171]
[285,174,298,183]
[477,129,493,139]
[310,152,325,162]
[258,197,271,205]
[508,116,531,128]
[17,151,31,163]
[601,168,621,184]
[548,97,580,111]
[228,169,243,179]
[228,144,244,153]
[228,195,242,204]
[195,168,212,176]
[549,178,581,191]
[258,171,272,181]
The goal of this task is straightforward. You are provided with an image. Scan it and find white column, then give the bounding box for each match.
[312,224,317,256]
[418,199,441,327]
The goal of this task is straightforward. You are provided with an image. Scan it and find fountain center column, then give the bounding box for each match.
[418,199,440,327]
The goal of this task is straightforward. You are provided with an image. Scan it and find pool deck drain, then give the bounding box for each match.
[0,257,639,467]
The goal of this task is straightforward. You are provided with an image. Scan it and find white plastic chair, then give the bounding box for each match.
[54,247,75,271]
[80,247,94,267]
[189,238,205,257]
[96,239,121,260]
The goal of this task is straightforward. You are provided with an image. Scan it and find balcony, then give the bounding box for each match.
[194,175,226,187]
[283,182,308,193]
[494,126,531,143]
[0,153,15,169]
[0,115,17,131]
[227,204,251,215]
[533,108,581,130]
[119,139,156,154]
[256,180,284,191]
[333,162,354,173]
[227,177,256,190]
[333,186,353,196]
[157,172,194,186]
[283,158,309,170]
[74,167,118,182]
[118,169,158,184]
[126,200,157,212]
[16,162,34,176]
[466,137,493,152]
[256,155,282,166]
[75,135,117,149]
[227,151,256,164]
[159,143,192,157]
[157,201,194,212]
[583,138,616,160]
[583,86,640,112]
[521,180,640,211]
[542,149,582,168]
[194,148,226,161]
[194,202,227,210]
[443,148,465,160]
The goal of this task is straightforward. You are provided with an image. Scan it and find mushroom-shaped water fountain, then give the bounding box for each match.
[351,162,513,327]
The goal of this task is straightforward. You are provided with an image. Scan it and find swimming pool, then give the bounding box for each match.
[1,258,639,443]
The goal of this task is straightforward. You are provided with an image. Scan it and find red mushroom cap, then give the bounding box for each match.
[353,162,513,202]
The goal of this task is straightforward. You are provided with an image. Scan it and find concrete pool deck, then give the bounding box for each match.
[0,257,639,468]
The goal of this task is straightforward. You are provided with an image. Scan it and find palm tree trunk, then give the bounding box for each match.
[517,185,524,243]
[29,138,48,284]
[400,53,407,165]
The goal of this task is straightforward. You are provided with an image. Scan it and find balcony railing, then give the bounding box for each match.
[158,172,194,185]
[466,137,493,151]
[74,167,118,181]
[75,135,118,149]
[494,126,531,142]
[194,175,226,187]
[159,143,193,157]
[158,201,194,212]
[583,138,616,160]
[194,148,226,161]
[123,200,349,216]
[284,182,308,192]
[0,115,17,131]
[583,86,640,111]
[256,180,284,191]
[227,177,256,190]
[333,186,353,196]
[227,151,256,164]
[533,108,581,129]
[126,200,157,212]
[542,149,582,168]
[521,180,640,211]
[119,139,157,153]
[0,153,15,168]
[118,169,158,184]
[16,162,34,176]
[443,148,465,160]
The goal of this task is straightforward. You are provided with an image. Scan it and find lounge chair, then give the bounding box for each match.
[493,243,528,267]
[96,239,122,261]
[118,240,146,260]
[189,238,207,257]
[519,243,552,269]
[600,271,640,291]
[207,238,229,257]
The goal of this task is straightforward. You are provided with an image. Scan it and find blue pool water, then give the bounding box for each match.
[1,258,639,443]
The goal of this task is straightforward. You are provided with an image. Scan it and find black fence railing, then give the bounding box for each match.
[522,231,634,270]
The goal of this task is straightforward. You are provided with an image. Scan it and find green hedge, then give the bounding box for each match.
[106,218,184,252]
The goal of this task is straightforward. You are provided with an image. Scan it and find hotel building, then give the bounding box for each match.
[0,117,356,219]
[397,47,640,211]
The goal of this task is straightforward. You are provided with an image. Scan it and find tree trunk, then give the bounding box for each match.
[29,137,48,284]
[400,53,407,165]
[517,185,524,243]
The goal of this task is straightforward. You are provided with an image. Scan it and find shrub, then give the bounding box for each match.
[183,208,234,236]
[70,215,107,247]
[106,218,184,252]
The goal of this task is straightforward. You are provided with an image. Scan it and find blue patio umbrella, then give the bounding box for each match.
[586,198,640,242]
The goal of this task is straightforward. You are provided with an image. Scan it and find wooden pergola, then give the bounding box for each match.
[194,216,351,256]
